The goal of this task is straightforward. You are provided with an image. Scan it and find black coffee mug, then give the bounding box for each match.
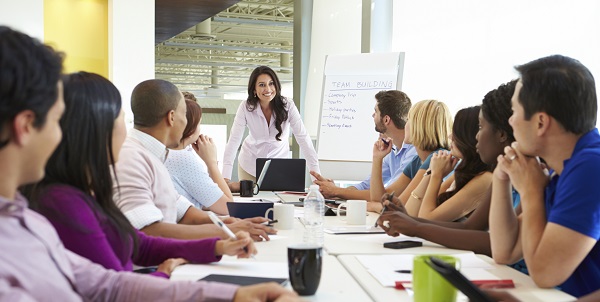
[288,243,322,296]
[240,179,259,197]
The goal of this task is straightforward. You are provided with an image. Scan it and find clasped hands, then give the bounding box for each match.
[494,142,549,195]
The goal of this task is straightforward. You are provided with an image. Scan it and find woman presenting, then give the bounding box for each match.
[223,66,320,183]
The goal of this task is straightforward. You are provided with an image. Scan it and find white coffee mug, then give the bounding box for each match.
[265,203,295,230]
[337,200,367,225]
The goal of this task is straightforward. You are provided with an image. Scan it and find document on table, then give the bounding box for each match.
[324,226,385,234]
[233,197,280,203]
[356,253,497,287]
[173,260,288,280]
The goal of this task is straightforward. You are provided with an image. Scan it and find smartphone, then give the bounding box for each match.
[383,240,423,249]
[426,257,494,302]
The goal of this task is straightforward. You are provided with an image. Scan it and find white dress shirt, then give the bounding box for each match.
[222,97,320,179]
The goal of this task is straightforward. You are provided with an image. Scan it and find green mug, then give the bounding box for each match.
[413,255,460,302]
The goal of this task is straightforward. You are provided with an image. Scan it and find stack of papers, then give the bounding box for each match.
[173,260,288,279]
[356,253,498,287]
[324,226,385,234]
[233,197,279,203]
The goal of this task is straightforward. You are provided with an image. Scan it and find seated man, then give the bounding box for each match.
[113,79,275,241]
[490,55,600,297]
[0,26,295,301]
[311,90,416,200]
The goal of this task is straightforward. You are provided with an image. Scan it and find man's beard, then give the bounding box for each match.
[375,122,386,134]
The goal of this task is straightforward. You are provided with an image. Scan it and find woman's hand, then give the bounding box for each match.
[429,150,458,178]
[156,258,189,277]
[215,231,257,258]
[372,138,393,160]
[192,134,218,165]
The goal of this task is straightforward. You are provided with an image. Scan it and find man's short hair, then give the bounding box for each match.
[131,79,182,127]
[375,90,411,129]
[0,26,63,149]
[516,55,597,134]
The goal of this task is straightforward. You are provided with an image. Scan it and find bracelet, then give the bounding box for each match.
[410,191,423,201]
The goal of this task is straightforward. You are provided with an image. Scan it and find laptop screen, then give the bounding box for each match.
[255,158,306,192]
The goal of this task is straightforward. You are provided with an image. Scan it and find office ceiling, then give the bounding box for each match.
[155,0,294,99]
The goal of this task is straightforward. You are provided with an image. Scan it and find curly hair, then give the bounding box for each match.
[481,80,517,146]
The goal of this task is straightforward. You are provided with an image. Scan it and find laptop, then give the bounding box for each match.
[256,158,306,192]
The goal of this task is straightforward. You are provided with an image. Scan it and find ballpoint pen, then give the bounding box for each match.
[207,212,255,259]
[375,191,395,227]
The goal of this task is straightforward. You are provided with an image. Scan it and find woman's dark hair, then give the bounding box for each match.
[481,80,517,145]
[437,106,491,206]
[181,99,203,141]
[25,72,138,255]
[246,66,288,141]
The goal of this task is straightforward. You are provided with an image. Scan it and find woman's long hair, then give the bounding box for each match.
[246,66,288,141]
[25,72,138,255]
[437,106,491,205]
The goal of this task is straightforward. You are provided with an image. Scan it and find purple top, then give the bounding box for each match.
[35,184,221,278]
[0,192,238,301]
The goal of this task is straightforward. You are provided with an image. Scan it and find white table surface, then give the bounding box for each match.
[338,254,575,302]
[170,192,574,301]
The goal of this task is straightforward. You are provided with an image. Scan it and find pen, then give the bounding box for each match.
[266,220,278,226]
[395,270,411,274]
[375,191,395,227]
[207,212,255,258]
[381,138,390,146]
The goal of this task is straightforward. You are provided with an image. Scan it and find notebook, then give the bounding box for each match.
[198,274,288,286]
[256,158,306,192]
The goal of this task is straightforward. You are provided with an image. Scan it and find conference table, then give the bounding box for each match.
[171,193,575,302]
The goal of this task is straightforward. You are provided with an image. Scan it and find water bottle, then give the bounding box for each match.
[303,184,325,246]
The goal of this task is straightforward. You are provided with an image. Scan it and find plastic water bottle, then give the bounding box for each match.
[303,184,325,246]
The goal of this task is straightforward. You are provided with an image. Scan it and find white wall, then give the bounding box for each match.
[0,0,44,40]
[109,0,155,127]
[392,0,600,117]
[305,0,363,137]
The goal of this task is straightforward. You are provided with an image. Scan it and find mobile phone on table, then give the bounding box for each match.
[383,240,423,249]
[426,256,494,302]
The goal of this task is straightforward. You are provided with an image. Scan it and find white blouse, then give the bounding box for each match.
[165,146,224,209]
[222,97,320,179]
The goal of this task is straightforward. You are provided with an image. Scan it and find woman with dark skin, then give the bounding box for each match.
[376,80,517,256]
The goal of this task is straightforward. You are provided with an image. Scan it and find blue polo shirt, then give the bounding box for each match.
[353,143,417,190]
[544,129,600,297]
[402,148,449,179]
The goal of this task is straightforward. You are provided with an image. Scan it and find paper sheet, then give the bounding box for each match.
[324,226,385,234]
[233,197,280,203]
[343,234,425,243]
[356,253,497,287]
[173,260,288,279]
